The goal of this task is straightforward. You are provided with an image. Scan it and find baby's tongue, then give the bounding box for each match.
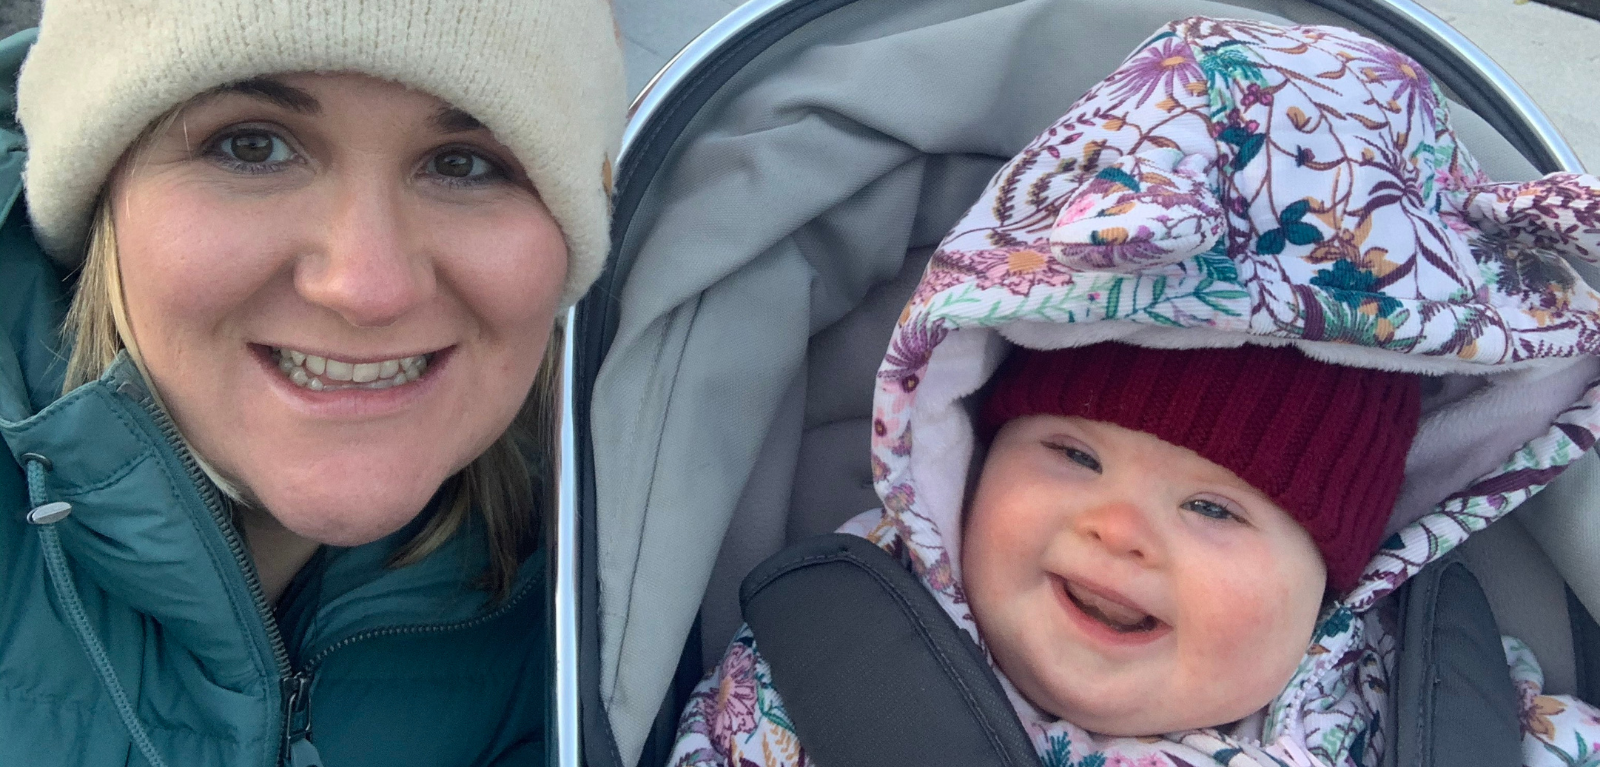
[1065,581,1149,629]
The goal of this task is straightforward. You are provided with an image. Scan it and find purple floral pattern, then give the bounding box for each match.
[1052,151,1228,272]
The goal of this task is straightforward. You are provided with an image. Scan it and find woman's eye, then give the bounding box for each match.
[1046,442,1102,473]
[427,148,499,182]
[1182,498,1242,523]
[213,130,294,165]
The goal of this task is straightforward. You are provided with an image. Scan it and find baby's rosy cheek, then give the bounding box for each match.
[1188,581,1281,653]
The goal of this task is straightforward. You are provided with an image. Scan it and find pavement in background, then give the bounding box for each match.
[615,0,1598,170]
[1417,0,1598,169]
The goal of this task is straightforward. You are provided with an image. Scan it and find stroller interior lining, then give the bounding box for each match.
[594,0,1592,760]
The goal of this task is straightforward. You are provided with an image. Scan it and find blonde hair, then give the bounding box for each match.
[62,169,559,602]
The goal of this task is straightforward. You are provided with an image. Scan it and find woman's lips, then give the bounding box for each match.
[268,344,435,390]
[1053,575,1171,646]
[251,343,454,419]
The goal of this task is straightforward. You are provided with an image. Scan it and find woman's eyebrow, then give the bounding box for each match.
[208,78,321,114]
[432,107,484,134]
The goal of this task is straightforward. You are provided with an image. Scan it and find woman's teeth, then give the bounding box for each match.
[273,348,430,391]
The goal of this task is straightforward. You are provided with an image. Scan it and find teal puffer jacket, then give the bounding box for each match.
[0,31,549,767]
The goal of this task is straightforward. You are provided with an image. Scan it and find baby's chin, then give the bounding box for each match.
[1041,696,1272,737]
[1009,661,1284,737]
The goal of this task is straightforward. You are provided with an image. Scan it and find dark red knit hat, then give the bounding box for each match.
[978,342,1421,593]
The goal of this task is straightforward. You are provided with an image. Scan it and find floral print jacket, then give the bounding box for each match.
[672,17,1600,767]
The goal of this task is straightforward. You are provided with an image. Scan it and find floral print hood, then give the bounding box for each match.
[858,16,1600,767]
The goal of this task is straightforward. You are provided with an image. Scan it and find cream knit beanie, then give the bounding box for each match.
[16,0,626,308]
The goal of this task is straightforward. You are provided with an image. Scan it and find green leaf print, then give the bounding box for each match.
[1308,291,1412,347]
[1040,732,1105,767]
[1217,126,1266,170]
[1213,748,1244,764]
[1104,280,1124,319]
[1143,309,1183,327]
[1257,228,1287,256]
[1258,199,1324,254]
[1199,41,1268,90]
[1284,221,1323,246]
[1310,261,1400,317]
[1278,199,1311,225]
[1314,607,1353,641]
[1197,248,1239,284]
[1095,165,1142,192]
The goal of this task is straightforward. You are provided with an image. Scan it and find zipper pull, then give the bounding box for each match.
[286,738,324,767]
[281,672,324,767]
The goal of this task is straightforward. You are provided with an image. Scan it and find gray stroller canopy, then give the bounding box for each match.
[578,0,1591,763]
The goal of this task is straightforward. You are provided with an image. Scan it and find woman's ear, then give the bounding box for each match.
[1463,172,1600,263]
[1050,149,1226,273]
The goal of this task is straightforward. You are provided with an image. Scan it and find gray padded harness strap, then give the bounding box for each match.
[1385,556,1522,767]
[741,533,1042,767]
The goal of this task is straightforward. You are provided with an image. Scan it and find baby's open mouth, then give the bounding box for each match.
[270,346,433,391]
[1062,580,1160,634]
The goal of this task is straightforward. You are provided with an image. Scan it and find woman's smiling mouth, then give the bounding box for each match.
[268,346,436,391]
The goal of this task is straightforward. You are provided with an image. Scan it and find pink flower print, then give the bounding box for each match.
[1239,83,1273,108]
[1057,194,1099,226]
[1433,166,1454,195]
[907,257,972,307]
[1105,752,1171,767]
[709,642,761,750]
[1582,702,1600,731]
[1104,34,1204,108]
[1220,109,1260,136]
[1441,209,1475,234]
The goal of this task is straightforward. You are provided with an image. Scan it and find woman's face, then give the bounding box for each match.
[113,72,567,546]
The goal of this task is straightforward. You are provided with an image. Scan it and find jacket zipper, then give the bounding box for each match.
[299,574,540,676]
[125,381,295,767]
[280,671,321,767]
[274,576,540,767]
[127,374,542,765]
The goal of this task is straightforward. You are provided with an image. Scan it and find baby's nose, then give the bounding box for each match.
[1077,500,1158,562]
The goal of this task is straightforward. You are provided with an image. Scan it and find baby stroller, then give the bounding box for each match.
[562,0,1597,765]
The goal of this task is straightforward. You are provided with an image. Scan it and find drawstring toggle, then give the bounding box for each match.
[27,501,72,525]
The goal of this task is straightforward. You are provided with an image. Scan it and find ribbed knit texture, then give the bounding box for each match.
[980,343,1421,593]
[16,0,626,308]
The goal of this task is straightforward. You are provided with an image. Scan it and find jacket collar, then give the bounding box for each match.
[4,356,281,684]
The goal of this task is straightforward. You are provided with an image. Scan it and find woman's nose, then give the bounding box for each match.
[1076,499,1159,563]
[294,176,436,328]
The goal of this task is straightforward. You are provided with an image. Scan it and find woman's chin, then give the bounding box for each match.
[252,485,441,547]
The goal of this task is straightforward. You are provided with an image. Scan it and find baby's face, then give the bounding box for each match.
[962,415,1326,735]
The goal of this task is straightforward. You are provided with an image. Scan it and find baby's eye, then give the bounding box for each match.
[1181,498,1243,523]
[1045,441,1102,473]
[426,148,501,183]
[210,129,295,167]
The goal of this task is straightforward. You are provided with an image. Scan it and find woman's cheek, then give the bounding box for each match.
[437,212,567,330]
[118,181,312,331]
